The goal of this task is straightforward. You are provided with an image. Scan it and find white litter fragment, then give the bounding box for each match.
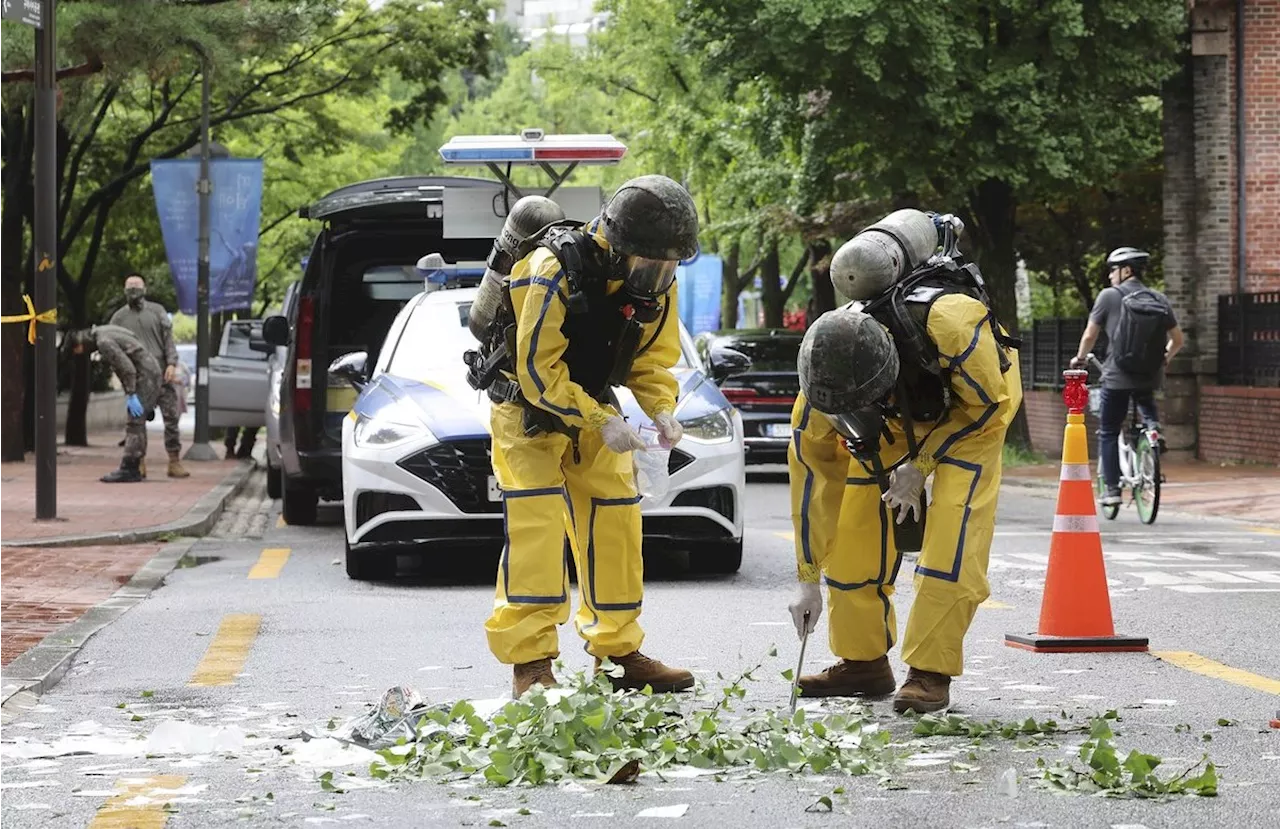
[1141,699,1178,706]
[144,721,247,755]
[1071,694,1105,701]
[636,804,690,818]
[288,737,378,769]
[573,814,616,819]
[1052,669,1087,675]
[72,790,121,797]
[997,768,1018,797]
[1002,684,1056,692]
[1261,754,1280,761]
[416,666,444,672]
[641,767,721,779]
[305,818,338,825]
[905,752,955,768]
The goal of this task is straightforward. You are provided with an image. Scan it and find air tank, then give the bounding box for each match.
[467,195,566,340]
[830,209,940,302]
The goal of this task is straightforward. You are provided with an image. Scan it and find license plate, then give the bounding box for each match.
[765,423,791,438]
[487,476,502,502]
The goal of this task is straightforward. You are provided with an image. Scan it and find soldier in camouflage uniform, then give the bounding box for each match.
[67,326,163,483]
[109,274,189,477]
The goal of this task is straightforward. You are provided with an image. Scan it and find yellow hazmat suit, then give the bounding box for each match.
[484,224,681,666]
[789,294,1022,676]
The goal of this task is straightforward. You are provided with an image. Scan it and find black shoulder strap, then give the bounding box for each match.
[540,226,607,316]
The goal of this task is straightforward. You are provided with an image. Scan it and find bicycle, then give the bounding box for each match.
[1084,354,1162,524]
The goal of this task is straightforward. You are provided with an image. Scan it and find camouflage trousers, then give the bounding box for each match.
[157,381,182,455]
[123,374,162,463]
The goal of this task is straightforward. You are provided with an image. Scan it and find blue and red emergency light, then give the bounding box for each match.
[439,129,627,166]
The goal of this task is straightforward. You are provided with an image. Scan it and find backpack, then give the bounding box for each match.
[1110,282,1173,375]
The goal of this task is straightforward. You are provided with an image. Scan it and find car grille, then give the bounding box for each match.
[671,485,735,523]
[397,440,501,515]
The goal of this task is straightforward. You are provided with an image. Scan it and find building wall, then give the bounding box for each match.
[1023,390,1101,460]
[1243,0,1280,292]
[1198,385,1280,463]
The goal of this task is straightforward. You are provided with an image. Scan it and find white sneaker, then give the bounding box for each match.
[1101,489,1122,507]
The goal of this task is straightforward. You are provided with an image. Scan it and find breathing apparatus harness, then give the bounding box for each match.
[463,222,665,446]
[838,217,1021,477]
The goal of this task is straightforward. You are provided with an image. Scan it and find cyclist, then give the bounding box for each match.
[1070,247,1184,506]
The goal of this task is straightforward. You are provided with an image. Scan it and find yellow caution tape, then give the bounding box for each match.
[0,294,57,344]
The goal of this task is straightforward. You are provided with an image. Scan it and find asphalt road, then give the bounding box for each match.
[3,470,1279,827]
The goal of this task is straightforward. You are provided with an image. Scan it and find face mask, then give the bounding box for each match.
[125,287,145,307]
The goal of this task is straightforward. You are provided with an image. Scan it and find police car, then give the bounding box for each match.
[338,283,745,580]
[335,132,745,581]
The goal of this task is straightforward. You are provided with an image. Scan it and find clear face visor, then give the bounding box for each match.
[621,255,678,296]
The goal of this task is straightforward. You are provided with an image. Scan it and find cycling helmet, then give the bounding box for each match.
[1105,247,1150,273]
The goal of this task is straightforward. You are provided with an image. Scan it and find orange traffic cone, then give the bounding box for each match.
[1005,370,1148,653]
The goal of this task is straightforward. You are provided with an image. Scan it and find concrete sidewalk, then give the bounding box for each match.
[1,431,247,546]
[1004,458,1280,524]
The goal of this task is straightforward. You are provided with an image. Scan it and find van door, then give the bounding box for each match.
[208,320,270,428]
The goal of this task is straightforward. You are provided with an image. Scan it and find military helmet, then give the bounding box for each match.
[798,307,899,414]
[602,175,699,262]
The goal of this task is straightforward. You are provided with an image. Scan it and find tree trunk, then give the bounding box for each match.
[64,289,90,446]
[1,102,33,461]
[965,178,1030,448]
[719,242,740,330]
[759,241,783,329]
[805,239,835,326]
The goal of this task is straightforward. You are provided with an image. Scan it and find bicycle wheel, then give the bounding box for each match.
[1134,435,1161,524]
[1095,465,1119,520]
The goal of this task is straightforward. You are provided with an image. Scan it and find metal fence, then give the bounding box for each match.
[1219,292,1280,387]
[1019,317,1107,390]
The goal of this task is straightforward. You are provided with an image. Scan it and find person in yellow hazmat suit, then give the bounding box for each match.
[787,213,1022,713]
[473,175,700,698]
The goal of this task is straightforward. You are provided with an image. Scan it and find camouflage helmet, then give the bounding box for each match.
[602,175,699,261]
[798,307,899,414]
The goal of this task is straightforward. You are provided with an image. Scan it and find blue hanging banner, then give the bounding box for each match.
[150,158,264,314]
[676,253,722,335]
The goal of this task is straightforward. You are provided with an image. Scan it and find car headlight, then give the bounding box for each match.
[679,408,734,444]
[351,400,432,449]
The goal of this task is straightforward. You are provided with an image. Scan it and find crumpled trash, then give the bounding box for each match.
[312,686,453,750]
[633,426,671,500]
[996,767,1018,798]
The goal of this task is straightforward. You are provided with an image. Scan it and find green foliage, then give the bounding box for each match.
[1035,717,1219,798]
[1002,442,1048,468]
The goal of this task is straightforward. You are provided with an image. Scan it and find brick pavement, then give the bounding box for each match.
[1004,459,1280,524]
[1,543,161,665]
[0,431,238,542]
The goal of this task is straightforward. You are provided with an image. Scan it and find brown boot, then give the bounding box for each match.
[797,656,896,699]
[512,658,557,698]
[893,667,952,714]
[167,451,190,478]
[138,458,147,479]
[594,652,694,693]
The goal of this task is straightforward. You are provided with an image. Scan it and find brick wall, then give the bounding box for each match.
[1198,385,1280,463]
[1023,390,1101,460]
[1244,0,1280,293]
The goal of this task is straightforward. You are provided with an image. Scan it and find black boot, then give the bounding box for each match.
[101,458,143,483]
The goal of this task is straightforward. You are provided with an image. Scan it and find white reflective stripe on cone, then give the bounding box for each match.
[1053,514,1100,533]
[1059,463,1092,481]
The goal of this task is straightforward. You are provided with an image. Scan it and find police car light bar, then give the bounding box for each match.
[439,130,627,166]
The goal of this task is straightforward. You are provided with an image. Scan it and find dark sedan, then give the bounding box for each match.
[693,329,803,465]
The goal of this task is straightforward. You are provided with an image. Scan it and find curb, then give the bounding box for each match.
[1,537,198,712]
[1,460,256,549]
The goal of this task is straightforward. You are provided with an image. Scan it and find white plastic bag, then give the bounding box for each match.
[633,424,671,500]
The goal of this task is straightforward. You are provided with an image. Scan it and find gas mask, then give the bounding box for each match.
[125,287,146,309]
[826,407,890,461]
[615,253,677,298]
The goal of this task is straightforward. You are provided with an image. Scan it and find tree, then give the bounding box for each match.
[0,0,492,458]
[682,0,1183,330]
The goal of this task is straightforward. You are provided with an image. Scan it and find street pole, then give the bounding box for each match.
[184,46,216,461]
[34,0,57,518]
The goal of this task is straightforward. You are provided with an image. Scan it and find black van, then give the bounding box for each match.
[261,176,499,524]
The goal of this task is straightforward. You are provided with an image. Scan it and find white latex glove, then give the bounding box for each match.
[600,415,646,453]
[652,412,683,448]
[788,582,822,639]
[882,463,925,525]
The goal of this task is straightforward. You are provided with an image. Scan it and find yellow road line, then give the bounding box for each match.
[979,599,1013,610]
[276,515,286,528]
[248,547,290,580]
[1153,650,1280,695]
[89,775,187,829]
[775,530,794,541]
[189,614,261,687]
[1249,526,1280,536]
